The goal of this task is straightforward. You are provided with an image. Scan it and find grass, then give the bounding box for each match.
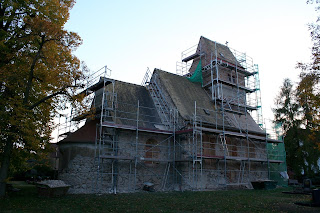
[0,181,319,213]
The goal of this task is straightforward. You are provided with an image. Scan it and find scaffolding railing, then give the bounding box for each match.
[94,81,179,193]
[176,41,263,128]
[229,47,255,73]
[181,44,198,60]
[178,103,285,188]
[176,61,192,76]
[56,113,73,142]
[56,66,111,140]
[91,80,285,192]
[177,43,200,76]
[173,37,285,188]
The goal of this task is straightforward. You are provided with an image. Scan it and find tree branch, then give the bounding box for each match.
[3,6,18,31]
[28,84,83,110]
[28,90,67,110]
[23,34,45,105]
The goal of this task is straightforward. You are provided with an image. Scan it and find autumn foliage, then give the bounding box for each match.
[274,1,320,179]
[0,0,87,197]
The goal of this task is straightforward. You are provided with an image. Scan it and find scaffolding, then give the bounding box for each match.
[58,67,181,194]
[57,40,286,193]
[91,67,181,193]
[174,39,286,189]
[56,66,112,141]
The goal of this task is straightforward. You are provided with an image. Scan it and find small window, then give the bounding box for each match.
[228,74,232,82]
[145,139,160,165]
[232,76,236,83]
[219,53,224,57]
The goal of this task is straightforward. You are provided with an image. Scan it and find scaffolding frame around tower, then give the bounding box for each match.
[174,39,286,189]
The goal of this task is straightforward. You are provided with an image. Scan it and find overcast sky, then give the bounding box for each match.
[64,0,317,131]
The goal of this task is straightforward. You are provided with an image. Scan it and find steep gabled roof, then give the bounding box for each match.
[155,69,223,123]
[188,36,242,74]
[59,80,162,144]
[59,68,264,144]
[155,69,264,134]
[101,80,161,129]
[200,36,239,65]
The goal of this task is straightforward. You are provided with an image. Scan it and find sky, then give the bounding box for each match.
[63,0,318,132]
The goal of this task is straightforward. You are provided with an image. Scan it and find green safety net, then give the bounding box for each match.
[267,142,288,187]
[187,59,203,85]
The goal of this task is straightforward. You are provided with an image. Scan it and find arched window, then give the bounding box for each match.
[144,139,160,165]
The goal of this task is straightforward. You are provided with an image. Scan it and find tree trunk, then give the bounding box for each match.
[0,138,13,197]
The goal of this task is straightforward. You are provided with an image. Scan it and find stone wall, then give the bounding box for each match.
[58,129,269,194]
[174,132,269,190]
[58,129,175,194]
[58,143,96,194]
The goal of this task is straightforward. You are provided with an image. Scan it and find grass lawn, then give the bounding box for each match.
[0,181,319,213]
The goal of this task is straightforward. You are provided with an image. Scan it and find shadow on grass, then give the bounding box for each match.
[0,182,319,213]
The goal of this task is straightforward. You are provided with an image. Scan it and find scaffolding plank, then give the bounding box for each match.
[224,131,247,138]
[78,78,114,96]
[224,108,244,115]
[197,126,283,143]
[182,52,200,62]
[197,154,224,160]
[269,159,284,164]
[186,154,284,163]
[175,129,193,135]
[213,98,258,111]
[140,157,173,162]
[203,79,255,93]
[211,58,255,76]
[186,155,282,163]
[197,127,244,137]
[101,121,173,135]
[100,155,134,160]
[100,155,174,162]
[248,157,269,162]
[225,156,249,161]
[225,156,271,162]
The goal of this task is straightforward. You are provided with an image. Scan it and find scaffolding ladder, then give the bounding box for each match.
[142,68,172,129]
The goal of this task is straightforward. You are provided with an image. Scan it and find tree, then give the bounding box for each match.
[298,0,320,150]
[274,78,320,178]
[0,0,87,197]
[273,78,300,134]
[301,1,320,125]
[273,1,320,179]
[295,71,320,177]
[273,79,303,178]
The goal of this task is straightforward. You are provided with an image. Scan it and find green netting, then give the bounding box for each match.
[187,59,203,85]
[267,142,288,187]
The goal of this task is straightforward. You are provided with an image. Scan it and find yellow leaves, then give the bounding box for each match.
[0,0,84,167]
[20,0,76,27]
